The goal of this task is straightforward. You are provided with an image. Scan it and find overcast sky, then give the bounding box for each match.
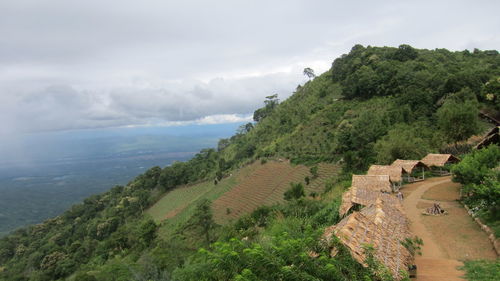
[1,0,499,136]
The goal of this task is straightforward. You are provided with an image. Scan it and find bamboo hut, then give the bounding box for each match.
[324,200,413,280]
[391,160,429,182]
[421,154,460,176]
[339,186,401,216]
[351,175,392,193]
[367,165,407,190]
[475,126,499,149]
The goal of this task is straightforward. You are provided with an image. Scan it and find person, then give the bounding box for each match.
[397,191,404,201]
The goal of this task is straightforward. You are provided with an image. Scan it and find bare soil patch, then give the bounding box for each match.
[416,201,434,210]
[421,181,461,201]
[421,201,497,260]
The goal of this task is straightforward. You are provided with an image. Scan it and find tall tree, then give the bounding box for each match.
[437,96,479,145]
[303,67,316,80]
[185,199,217,245]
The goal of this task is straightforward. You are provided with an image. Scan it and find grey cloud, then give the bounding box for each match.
[0,0,499,134]
[1,71,300,133]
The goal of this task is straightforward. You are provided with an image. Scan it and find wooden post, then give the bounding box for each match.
[422,167,425,180]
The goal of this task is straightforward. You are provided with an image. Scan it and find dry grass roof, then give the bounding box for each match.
[325,200,413,280]
[421,154,460,167]
[391,159,430,174]
[367,165,406,182]
[475,126,499,149]
[351,174,392,192]
[339,186,402,216]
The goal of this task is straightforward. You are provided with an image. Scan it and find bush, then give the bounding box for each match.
[284,183,305,201]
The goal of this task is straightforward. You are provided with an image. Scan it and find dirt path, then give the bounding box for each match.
[402,176,497,280]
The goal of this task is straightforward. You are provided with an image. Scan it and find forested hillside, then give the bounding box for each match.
[0,45,499,281]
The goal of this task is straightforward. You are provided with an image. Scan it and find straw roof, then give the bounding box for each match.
[351,175,392,192]
[339,189,354,217]
[391,159,430,174]
[421,154,460,167]
[367,165,406,182]
[325,201,413,280]
[475,126,499,149]
[339,186,401,216]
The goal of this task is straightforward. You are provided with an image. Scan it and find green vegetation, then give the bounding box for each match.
[452,145,500,237]
[1,45,499,280]
[462,260,500,281]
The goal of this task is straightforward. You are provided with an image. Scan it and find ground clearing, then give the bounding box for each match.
[402,176,497,281]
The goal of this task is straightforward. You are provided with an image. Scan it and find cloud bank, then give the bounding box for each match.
[0,0,499,135]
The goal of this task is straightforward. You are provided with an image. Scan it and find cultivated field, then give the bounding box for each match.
[148,160,339,229]
[212,160,339,223]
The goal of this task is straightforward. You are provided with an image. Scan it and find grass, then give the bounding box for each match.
[478,211,500,238]
[461,260,500,281]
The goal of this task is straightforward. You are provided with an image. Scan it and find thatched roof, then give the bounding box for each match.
[367,165,407,182]
[475,126,499,149]
[324,200,413,280]
[391,159,430,174]
[339,190,354,217]
[339,186,401,216]
[421,154,460,167]
[351,175,392,192]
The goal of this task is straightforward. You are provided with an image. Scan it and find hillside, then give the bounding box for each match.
[0,45,499,281]
[147,160,339,227]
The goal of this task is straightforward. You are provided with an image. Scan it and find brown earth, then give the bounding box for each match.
[402,176,497,281]
[212,161,339,224]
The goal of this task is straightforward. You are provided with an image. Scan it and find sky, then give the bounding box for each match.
[1,0,499,137]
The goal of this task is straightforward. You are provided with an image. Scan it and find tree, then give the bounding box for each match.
[217,138,230,152]
[303,67,316,80]
[437,97,479,145]
[284,183,305,201]
[374,124,432,164]
[253,94,279,122]
[184,199,217,245]
[139,219,157,248]
[392,44,418,61]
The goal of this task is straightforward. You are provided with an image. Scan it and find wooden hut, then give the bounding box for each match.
[391,160,430,182]
[367,165,407,190]
[324,200,413,280]
[351,175,392,193]
[475,126,499,149]
[339,186,401,216]
[421,154,460,176]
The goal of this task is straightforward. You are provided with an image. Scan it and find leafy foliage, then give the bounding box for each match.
[452,145,500,237]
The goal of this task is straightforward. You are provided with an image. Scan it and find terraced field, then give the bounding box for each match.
[212,161,339,223]
[148,160,340,231]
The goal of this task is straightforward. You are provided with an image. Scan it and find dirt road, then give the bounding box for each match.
[402,176,497,280]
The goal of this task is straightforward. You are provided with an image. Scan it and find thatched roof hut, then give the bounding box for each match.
[324,200,413,280]
[339,186,401,216]
[351,174,392,192]
[367,165,407,183]
[421,154,460,167]
[391,159,430,174]
[475,126,499,149]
